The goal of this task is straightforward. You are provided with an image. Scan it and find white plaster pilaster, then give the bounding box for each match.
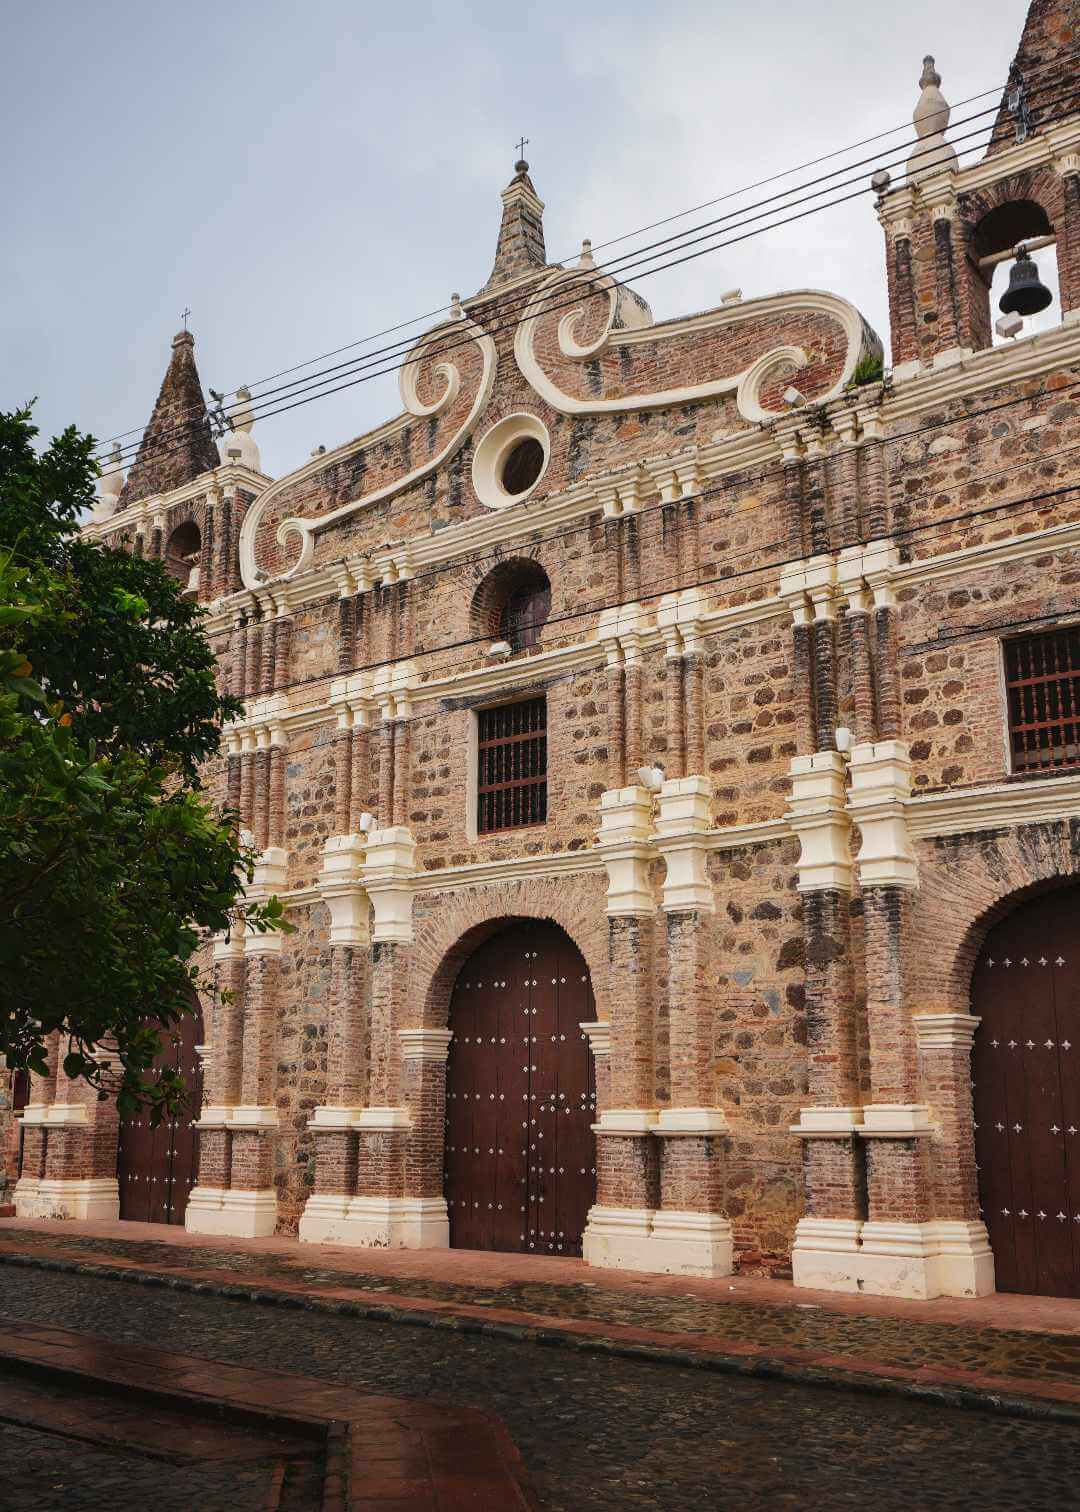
[595,786,655,916]
[847,739,918,889]
[319,834,371,947]
[654,776,714,913]
[362,827,417,942]
[785,751,853,892]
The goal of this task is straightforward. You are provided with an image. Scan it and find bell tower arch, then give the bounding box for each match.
[876,25,1080,377]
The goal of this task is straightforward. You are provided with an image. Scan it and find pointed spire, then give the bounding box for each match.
[907,56,958,180]
[117,328,220,509]
[483,154,547,291]
[986,1,1080,157]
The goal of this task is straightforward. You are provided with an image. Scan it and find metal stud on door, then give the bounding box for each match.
[117,998,205,1226]
[973,888,1080,1297]
[444,922,596,1255]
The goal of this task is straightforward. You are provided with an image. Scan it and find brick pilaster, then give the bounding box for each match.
[239,942,281,1107]
[663,655,685,778]
[606,915,655,1109]
[665,911,714,1108]
[595,1133,659,1211]
[623,660,643,775]
[606,662,626,789]
[326,946,368,1106]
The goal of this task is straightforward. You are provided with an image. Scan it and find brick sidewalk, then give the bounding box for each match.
[0,1317,533,1510]
[3,1217,1080,1419]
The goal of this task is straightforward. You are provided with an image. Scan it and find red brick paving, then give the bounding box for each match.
[0,1317,534,1510]
[4,1215,1079,1333]
[4,1218,1080,1422]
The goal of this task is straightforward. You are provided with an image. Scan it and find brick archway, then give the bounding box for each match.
[903,820,1080,1244]
[443,918,597,1256]
[907,818,1080,1022]
[410,872,611,1032]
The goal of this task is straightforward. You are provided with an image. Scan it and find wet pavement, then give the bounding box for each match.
[2,1263,1080,1511]
[3,1221,1080,1408]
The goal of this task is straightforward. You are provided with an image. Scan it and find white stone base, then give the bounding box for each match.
[791,1217,864,1292]
[581,1206,655,1270]
[184,1186,278,1238]
[298,1195,448,1249]
[792,1217,995,1299]
[582,1205,734,1277]
[14,1177,119,1223]
[648,1210,734,1277]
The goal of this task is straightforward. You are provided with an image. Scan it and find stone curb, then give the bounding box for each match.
[2,1248,1078,1427]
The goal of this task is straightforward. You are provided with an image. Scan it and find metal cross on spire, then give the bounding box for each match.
[181,306,191,332]
[515,137,529,168]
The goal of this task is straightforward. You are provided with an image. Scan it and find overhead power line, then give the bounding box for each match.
[93,55,1077,465]
[223,472,1080,717]
[96,79,1077,483]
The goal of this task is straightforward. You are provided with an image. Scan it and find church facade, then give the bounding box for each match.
[15,0,1080,1301]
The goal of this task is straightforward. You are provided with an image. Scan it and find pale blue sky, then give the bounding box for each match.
[3,1,1030,480]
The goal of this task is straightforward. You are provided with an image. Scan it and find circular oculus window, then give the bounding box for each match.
[472,414,550,510]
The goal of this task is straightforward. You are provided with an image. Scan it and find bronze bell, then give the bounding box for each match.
[999,249,1053,317]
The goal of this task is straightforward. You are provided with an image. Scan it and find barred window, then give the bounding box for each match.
[1005,628,1080,775]
[477,697,547,834]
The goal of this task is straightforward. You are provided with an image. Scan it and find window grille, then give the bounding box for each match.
[1005,628,1080,774]
[477,697,547,834]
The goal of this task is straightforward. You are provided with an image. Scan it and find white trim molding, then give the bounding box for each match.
[298,1195,448,1249]
[185,1186,278,1238]
[14,1177,119,1223]
[793,1216,994,1298]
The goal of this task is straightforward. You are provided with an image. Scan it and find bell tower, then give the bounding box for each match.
[877,8,1080,378]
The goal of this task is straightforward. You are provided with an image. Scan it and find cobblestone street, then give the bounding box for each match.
[2,1263,1080,1511]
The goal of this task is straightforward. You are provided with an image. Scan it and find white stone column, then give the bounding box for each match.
[584,786,661,1271]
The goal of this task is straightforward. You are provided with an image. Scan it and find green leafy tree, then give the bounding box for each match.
[0,405,289,1116]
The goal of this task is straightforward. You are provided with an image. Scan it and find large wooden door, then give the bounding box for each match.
[117,1004,204,1225]
[972,887,1080,1297]
[445,922,596,1256]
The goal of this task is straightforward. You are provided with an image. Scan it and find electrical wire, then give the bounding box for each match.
[92,59,1077,466]
[101,74,1079,486]
[219,430,1080,707]
[117,360,1080,638]
[95,92,1046,481]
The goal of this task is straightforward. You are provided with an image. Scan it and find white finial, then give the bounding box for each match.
[232,385,255,433]
[218,384,262,471]
[93,441,124,520]
[908,54,957,180]
[449,292,464,321]
[578,238,595,269]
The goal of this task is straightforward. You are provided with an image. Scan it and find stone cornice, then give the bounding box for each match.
[876,116,1080,231]
[272,773,1080,910]
[895,516,1080,586]
[906,772,1080,839]
[197,310,1080,633]
[81,461,271,542]
[885,317,1080,420]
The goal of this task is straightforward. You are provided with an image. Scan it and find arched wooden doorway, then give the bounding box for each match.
[972,886,1080,1297]
[445,920,596,1256]
[117,1002,204,1225]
